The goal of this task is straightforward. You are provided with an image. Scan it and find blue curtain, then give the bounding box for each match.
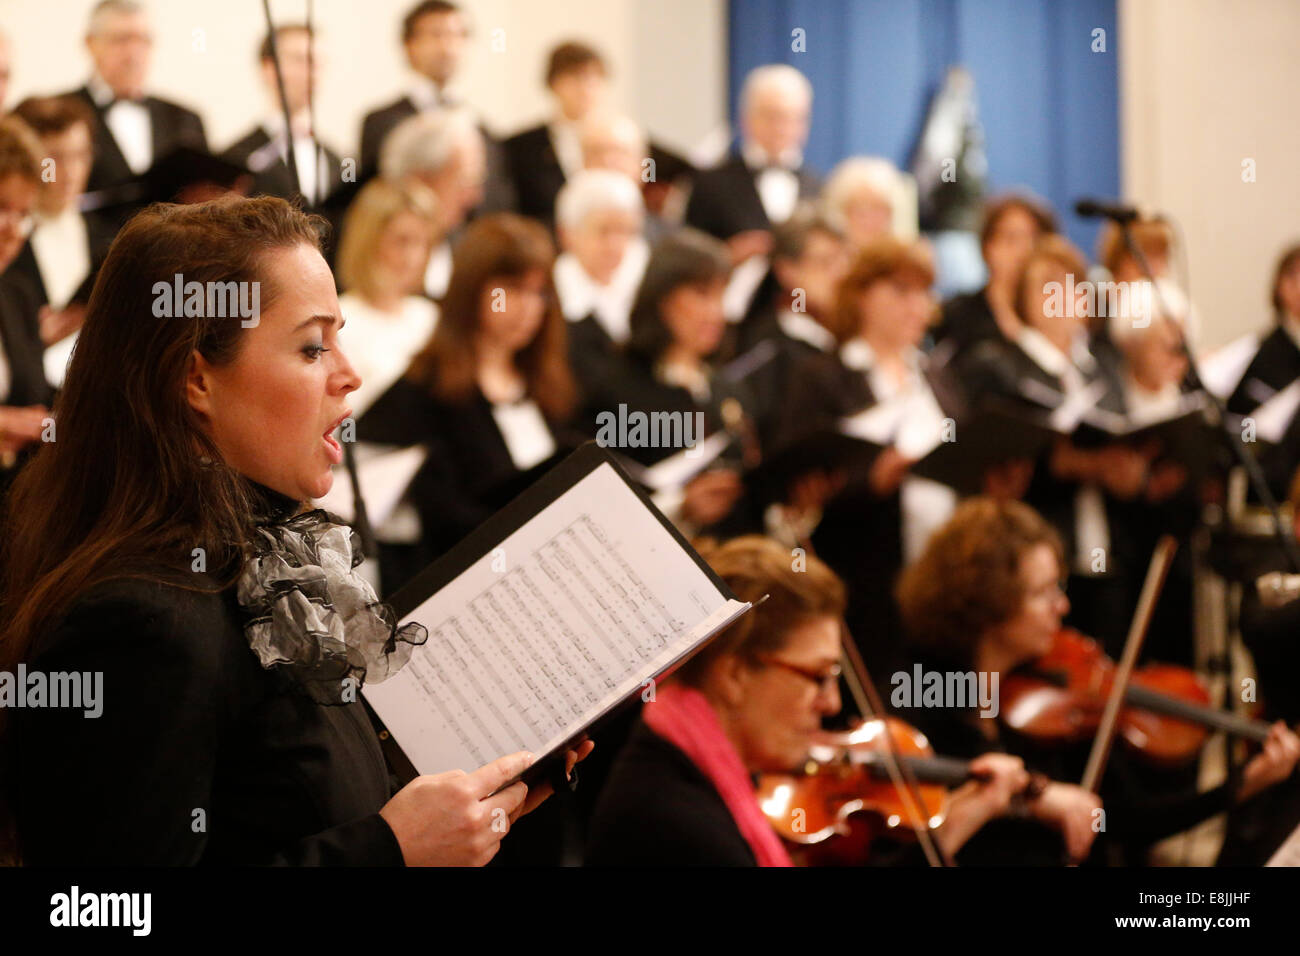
[727,0,1120,256]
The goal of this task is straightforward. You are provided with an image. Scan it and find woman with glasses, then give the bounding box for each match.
[357,213,581,593]
[584,535,1029,866]
[895,497,1298,865]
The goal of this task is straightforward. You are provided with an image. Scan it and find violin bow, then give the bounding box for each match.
[1079,535,1179,794]
[839,622,952,867]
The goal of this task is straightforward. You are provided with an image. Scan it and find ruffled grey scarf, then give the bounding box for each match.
[236,507,426,705]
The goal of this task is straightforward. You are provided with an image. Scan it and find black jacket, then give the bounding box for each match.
[222,126,344,211]
[584,718,757,866]
[4,212,115,311]
[683,152,820,240]
[1226,326,1300,416]
[10,569,403,865]
[502,124,566,227]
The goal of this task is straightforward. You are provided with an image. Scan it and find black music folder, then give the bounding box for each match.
[908,401,1060,496]
[1073,400,1214,479]
[362,442,753,785]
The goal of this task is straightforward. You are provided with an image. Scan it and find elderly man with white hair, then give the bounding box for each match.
[685,64,820,257]
[553,168,650,395]
[59,0,207,203]
[380,106,486,299]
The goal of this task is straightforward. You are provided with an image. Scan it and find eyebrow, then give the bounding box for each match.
[295,314,342,332]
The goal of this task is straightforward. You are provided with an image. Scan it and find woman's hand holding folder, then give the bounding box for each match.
[378,742,595,866]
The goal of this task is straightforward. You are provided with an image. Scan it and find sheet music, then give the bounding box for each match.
[363,460,749,774]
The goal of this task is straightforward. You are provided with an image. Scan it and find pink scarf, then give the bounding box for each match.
[642,683,794,867]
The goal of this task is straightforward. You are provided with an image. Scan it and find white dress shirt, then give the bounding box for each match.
[548,119,584,181]
[553,236,649,344]
[424,241,453,300]
[337,293,439,418]
[490,396,557,471]
[89,74,151,174]
[30,207,90,310]
[777,309,836,352]
[741,141,801,225]
[253,116,328,206]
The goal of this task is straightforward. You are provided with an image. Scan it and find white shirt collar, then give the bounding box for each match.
[553,237,648,343]
[777,309,835,351]
[1016,326,1097,378]
[408,72,458,112]
[741,140,803,172]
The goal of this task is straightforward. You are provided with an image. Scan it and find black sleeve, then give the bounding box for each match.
[13,591,402,866]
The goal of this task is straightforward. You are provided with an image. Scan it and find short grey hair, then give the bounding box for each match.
[87,0,145,37]
[379,106,480,180]
[555,169,644,231]
[740,64,812,116]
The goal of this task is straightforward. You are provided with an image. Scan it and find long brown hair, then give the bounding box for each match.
[0,196,326,674]
[406,213,575,420]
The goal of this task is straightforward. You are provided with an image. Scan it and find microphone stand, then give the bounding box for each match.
[1117,219,1300,572]
[261,0,379,563]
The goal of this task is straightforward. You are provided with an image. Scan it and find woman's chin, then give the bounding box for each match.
[304,470,334,502]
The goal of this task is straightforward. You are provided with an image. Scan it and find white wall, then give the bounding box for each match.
[1120,0,1300,349]
[0,0,726,162]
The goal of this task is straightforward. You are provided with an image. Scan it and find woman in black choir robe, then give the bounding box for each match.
[0,118,55,502]
[957,236,1145,653]
[581,228,761,539]
[896,498,1300,867]
[586,536,1025,866]
[357,213,584,595]
[551,168,649,401]
[777,237,966,694]
[1228,243,1300,499]
[931,193,1057,366]
[0,197,588,866]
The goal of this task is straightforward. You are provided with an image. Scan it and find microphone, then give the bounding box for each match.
[1074,198,1143,223]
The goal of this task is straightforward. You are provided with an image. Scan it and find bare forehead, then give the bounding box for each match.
[259,243,338,316]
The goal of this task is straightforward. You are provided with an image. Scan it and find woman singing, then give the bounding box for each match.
[0,196,587,866]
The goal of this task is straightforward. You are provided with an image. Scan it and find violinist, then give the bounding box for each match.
[584,535,1030,866]
[895,497,1300,865]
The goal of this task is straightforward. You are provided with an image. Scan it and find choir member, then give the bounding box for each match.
[379,107,485,300]
[7,95,115,388]
[958,235,1140,650]
[896,497,1299,865]
[1,195,588,865]
[1227,242,1300,421]
[741,209,849,447]
[820,156,913,251]
[582,228,757,537]
[931,193,1058,366]
[335,178,441,418]
[503,41,610,229]
[357,213,580,591]
[358,0,514,212]
[63,0,207,215]
[586,535,1028,866]
[222,25,343,212]
[684,64,819,254]
[578,111,676,243]
[552,168,648,399]
[0,117,54,494]
[779,236,964,685]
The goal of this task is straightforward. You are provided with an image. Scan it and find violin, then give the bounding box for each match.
[754,716,979,866]
[1001,627,1272,765]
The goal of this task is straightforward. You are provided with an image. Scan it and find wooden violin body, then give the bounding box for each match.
[1001,628,1269,766]
[755,716,971,866]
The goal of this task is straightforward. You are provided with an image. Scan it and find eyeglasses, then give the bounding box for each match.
[759,655,842,695]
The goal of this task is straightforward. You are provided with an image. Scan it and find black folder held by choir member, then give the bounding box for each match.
[908,402,1060,497]
[81,146,252,215]
[361,441,754,787]
[746,430,886,506]
[1071,403,1214,481]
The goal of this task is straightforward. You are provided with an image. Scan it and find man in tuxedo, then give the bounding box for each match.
[503,41,610,229]
[380,107,486,300]
[7,96,115,388]
[62,0,207,220]
[685,64,820,257]
[223,25,342,212]
[358,0,513,213]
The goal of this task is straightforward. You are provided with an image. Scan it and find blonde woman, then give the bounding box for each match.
[336,178,441,417]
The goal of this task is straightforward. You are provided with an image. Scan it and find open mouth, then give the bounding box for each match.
[321,409,351,465]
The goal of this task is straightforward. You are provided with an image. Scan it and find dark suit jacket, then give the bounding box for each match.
[359,95,516,214]
[222,126,343,210]
[10,568,404,865]
[584,718,757,866]
[66,85,208,196]
[1226,326,1300,417]
[502,124,565,227]
[684,152,820,240]
[4,212,115,311]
